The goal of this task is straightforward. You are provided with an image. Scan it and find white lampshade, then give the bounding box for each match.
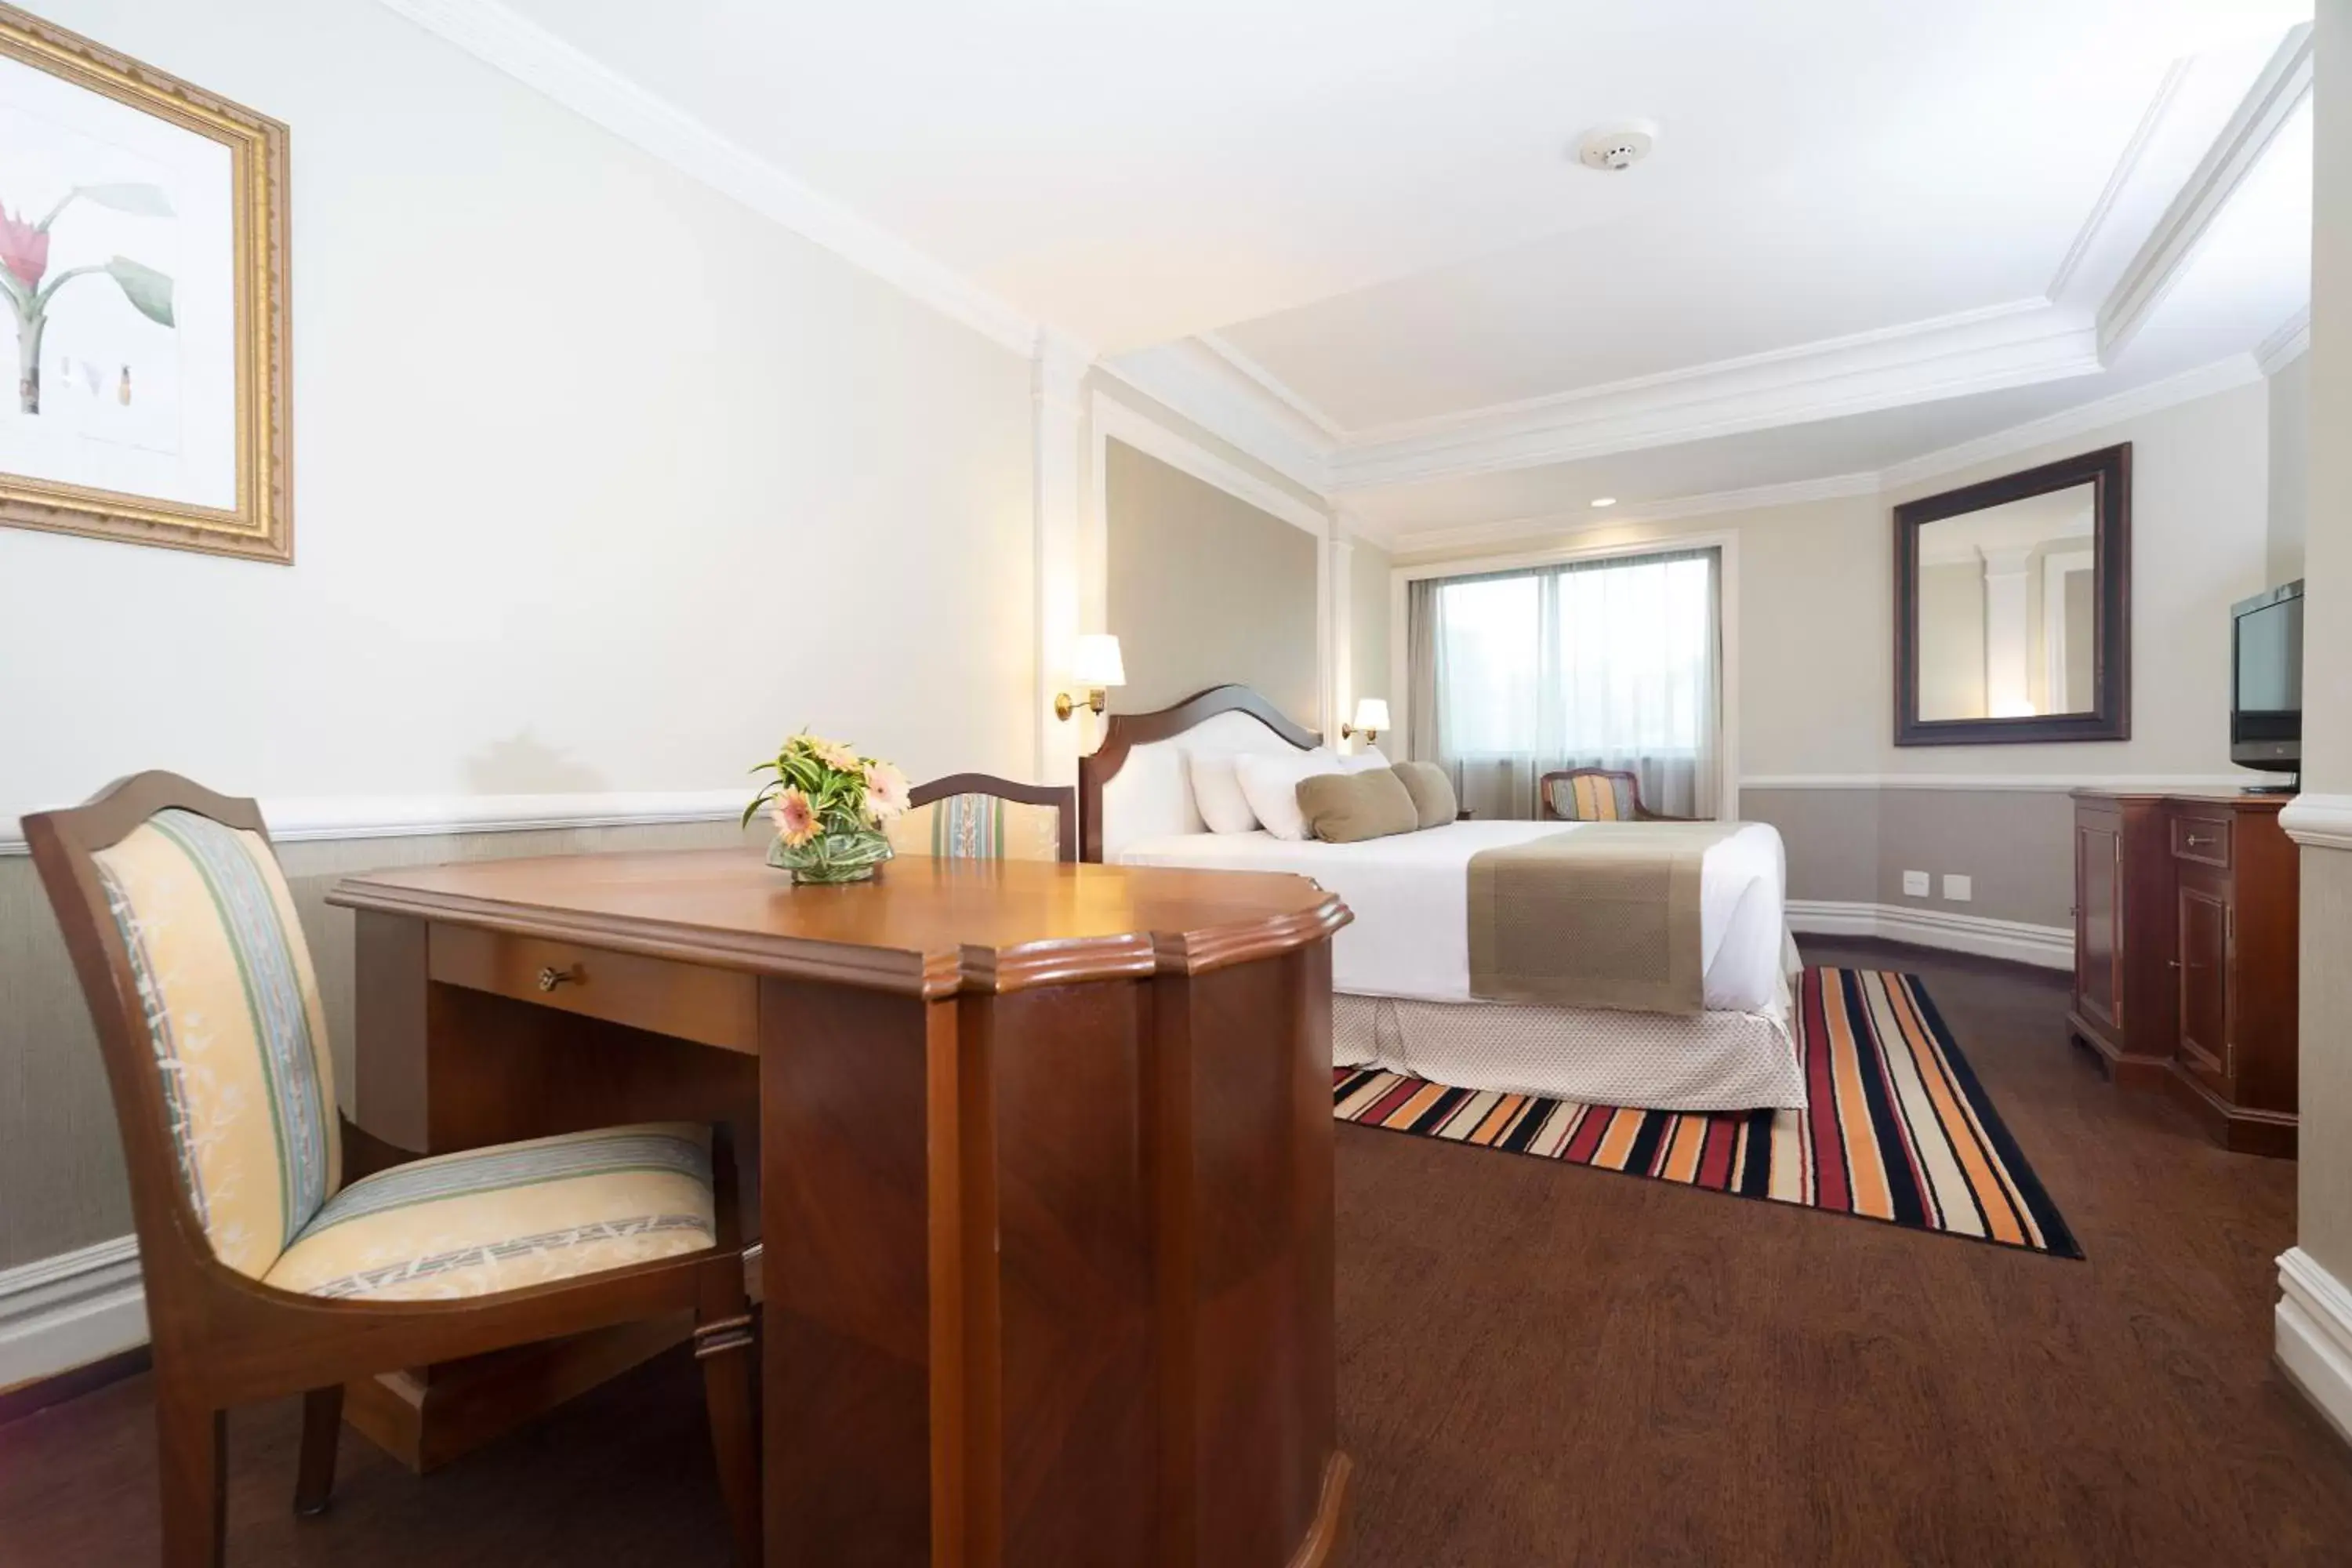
[1351,698,1391,732]
[1071,633,1126,688]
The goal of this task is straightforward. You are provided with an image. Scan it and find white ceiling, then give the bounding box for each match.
[446,0,2314,546]
[1211,24,2292,429]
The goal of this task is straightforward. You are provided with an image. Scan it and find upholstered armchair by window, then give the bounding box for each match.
[1537,768,1690,822]
[885,772,1077,862]
[24,774,761,1566]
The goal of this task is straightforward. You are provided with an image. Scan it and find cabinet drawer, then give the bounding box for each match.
[2170,812,2231,869]
[429,924,757,1054]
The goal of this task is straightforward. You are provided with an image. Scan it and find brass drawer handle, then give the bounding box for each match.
[537,964,583,993]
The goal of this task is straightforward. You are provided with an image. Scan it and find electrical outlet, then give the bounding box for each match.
[1943,874,1973,902]
[1902,869,1929,897]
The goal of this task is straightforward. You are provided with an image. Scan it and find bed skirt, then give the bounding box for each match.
[1332,990,1807,1113]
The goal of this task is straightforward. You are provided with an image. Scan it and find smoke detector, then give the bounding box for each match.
[1575,121,1657,172]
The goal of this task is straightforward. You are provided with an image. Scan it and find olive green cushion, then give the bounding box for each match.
[1295,768,1421,844]
[1390,761,1459,829]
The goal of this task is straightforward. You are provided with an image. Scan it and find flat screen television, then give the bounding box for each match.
[2231,579,2303,783]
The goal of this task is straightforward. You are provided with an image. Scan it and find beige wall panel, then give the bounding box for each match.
[1740,789,1879,905]
[1105,441,1323,724]
[1871,789,2075,928]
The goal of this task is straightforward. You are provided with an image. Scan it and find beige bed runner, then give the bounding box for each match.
[1467,822,1743,1015]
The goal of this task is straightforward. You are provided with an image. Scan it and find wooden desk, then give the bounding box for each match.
[328,848,1352,1567]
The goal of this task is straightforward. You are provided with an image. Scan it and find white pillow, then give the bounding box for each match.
[1235,750,1349,842]
[1337,746,1389,772]
[1185,749,1260,835]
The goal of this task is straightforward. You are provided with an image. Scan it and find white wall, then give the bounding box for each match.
[0,0,1039,833]
[2271,348,2312,583]
[1878,378,2270,779]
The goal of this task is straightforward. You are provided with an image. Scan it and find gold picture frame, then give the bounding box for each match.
[0,4,290,563]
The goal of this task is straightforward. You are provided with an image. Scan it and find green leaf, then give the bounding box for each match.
[105,257,173,326]
[77,183,175,218]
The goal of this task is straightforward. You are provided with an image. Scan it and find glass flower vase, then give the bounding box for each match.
[767,826,895,884]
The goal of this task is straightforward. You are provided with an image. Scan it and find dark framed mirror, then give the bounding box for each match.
[1894,442,2131,746]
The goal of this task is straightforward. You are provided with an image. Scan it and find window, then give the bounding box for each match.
[1408,546,1722,819]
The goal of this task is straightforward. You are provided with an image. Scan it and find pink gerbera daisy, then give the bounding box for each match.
[772,786,820,847]
[863,760,911,822]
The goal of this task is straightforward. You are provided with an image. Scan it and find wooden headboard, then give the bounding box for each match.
[1078,684,1321,862]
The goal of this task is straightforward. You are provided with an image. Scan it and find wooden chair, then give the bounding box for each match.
[1537,768,1690,823]
[24,773,761,1567]
[888,771,1077,862]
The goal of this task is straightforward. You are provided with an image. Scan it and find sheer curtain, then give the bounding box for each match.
[1408,547,1722,820]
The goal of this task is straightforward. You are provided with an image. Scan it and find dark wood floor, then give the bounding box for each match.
[4,938,2347,1566]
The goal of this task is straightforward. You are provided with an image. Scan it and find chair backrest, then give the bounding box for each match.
[886,772,1076,862]
[25,774,341,1283]
[1541,769,1642,822]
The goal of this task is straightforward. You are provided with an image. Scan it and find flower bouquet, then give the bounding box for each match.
[744,733,911,884]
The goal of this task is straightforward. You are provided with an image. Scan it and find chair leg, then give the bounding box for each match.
[294,1385,343,1517]
[156,1387,227,1568]
[693,1310,762,1567]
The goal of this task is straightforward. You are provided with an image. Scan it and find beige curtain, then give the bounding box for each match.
[1406,577,1445,764]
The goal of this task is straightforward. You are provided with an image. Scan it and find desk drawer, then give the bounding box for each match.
[2170,812,2232,869]
[429,925,757,1054]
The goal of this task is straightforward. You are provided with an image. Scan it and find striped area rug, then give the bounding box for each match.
[1333,968,2080,1258]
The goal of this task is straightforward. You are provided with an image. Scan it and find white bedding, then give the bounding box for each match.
[1117,818,1791,1014]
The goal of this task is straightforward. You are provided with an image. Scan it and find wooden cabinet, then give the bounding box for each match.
[2067,792,2299,1156]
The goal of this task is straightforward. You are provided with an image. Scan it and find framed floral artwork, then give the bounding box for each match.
[0,5,289,563]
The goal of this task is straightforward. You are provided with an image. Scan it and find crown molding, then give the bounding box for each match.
[1385,471,1876,557]
[1097,341,1338,496]
[1033,326,1097,413]
[2049,56,2195,303]
[373,0,1040,356]
[1327,300,2098,492]
[2256,307,2311,376]
[1196,333,1348,442]
[1091,390,1331,539]
[1376,345,2263,558]
[2100,24,2312,360]
[1879,352,2262,492]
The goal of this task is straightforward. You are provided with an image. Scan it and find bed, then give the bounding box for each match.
[1080,685,1806,1112]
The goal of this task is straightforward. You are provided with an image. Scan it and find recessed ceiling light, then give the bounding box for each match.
[1590,496,1617,508]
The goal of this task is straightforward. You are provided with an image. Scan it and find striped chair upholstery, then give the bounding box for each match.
[92,807,718,1290]
[1540,770,1642,822]
[93,808,343,1278]
[264,1125,714,1301]
[885,775,1074,862]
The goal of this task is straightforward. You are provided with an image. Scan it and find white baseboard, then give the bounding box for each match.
[1787,898,2073,971]
[0,1236,145,1392]
[2278,1247,2352,1448]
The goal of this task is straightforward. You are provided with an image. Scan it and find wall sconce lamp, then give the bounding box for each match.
[1339,698,1390,746]
[1054,633,1126,720]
